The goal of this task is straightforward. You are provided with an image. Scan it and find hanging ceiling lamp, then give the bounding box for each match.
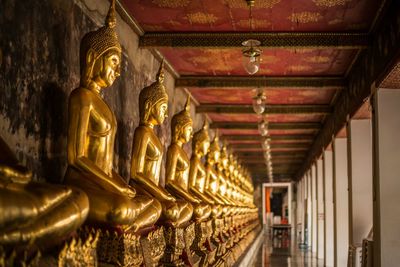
[242,0,262,75]
[258,116,269,136]
[252,88,266,114]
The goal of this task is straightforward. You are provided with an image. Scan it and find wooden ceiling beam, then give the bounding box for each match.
[244,158,303,164]
[221,134,315,141]
[196,104,332,115]
[140,32,369,49]
[177,76,345,89]
[230,143,310,149]
[210,122,321,130]
[236,151,307,157]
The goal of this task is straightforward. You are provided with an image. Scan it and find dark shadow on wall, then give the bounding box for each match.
[38,82,68,184]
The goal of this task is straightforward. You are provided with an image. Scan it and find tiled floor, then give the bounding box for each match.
[250,232,324,267]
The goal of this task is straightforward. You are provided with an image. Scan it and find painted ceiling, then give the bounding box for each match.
[158,48,358,76]
[122,0,382,180]
[123,0,380,32]
[189,88,337,105]
[208,113,325,122]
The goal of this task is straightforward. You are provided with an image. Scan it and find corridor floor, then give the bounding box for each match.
[249,232,324,267]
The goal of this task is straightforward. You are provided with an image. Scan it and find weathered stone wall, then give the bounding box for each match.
[0,0,203,185]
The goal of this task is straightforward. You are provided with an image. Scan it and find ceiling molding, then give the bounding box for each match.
[221,134,315,141]
[197,104,332,115]
[176,76,346,89]
[210,122,321,130]
[139,32,369,49]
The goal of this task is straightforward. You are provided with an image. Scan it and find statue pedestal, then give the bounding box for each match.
[141,227,166,267]
[95,228,143,267]
[211,218,228,264]
[190,220,216,266]
[161,226,186,266]
[58,228,99,267]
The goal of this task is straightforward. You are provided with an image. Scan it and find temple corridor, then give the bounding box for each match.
[1,0,400,266]
[249,231,323,267]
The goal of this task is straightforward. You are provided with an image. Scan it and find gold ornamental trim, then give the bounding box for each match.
[139,32,369,49]
[176,75,346,88]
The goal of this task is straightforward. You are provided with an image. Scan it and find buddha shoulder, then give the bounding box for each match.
[69,88,97,105]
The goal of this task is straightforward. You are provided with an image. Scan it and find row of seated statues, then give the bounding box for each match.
[0,0,259,266]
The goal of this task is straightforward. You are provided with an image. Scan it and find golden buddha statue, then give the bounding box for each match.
[130,61,193,228]
[216,144,235,208]
[165,97,211,222]
[204,135,225,209]
[64,0,161,232]
[188,120,216,207]
[0,137,89,246]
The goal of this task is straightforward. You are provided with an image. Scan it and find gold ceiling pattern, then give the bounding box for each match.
[312,0,352,7]
[288,12,323,24]
[223,0,281,9]
[186,12,219,24]
[236,19,271,29]
[151,0,191,8]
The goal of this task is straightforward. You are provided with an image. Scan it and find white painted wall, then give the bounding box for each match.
[324,150,334,267]
[311,164,317,254]
[348,119,373,246]
[373,89,400,267]
[333,138,349,267]
[317,159,325,259]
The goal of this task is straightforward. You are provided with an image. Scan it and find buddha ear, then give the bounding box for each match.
[143,101,151,121]
[82,49,96,85]
[86,49,95,66]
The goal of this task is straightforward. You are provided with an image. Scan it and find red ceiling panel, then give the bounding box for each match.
[122,0,381,32]
[159,48,357,76]
[228,139,313,144]
[190,88,336,105]
[219,128,318,135]
[234,147,308,152]
[208,113,325,122]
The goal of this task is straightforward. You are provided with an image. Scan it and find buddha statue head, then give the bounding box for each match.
[192,120,210,158]
[220,142,229,170]
[171,96,193,144]
[139,60,169,126]
[207,133,220,165]
[80,0,121,89]
[228,154,235,174]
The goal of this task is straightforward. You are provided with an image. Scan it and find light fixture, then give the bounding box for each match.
[242,0,262,75]
[258,117,269,136]
[242,40,261,75]
[262,137,271,150]
[252,89,266,114]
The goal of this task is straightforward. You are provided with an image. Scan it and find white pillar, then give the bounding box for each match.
[297,179,304,242]
[372,89,400,267]
[301,177,306,244]
[347,119,373,247]
[311,164,317,254]
[333,138,349,267]
[307,170,312,247]
[317,158,325,259]
[324,150,334,267]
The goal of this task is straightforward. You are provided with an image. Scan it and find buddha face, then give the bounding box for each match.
[151,100,168,125]
[200,140,210,157]
[213,150,220,163]
[181,124,193,143]
[93,49,121,88]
